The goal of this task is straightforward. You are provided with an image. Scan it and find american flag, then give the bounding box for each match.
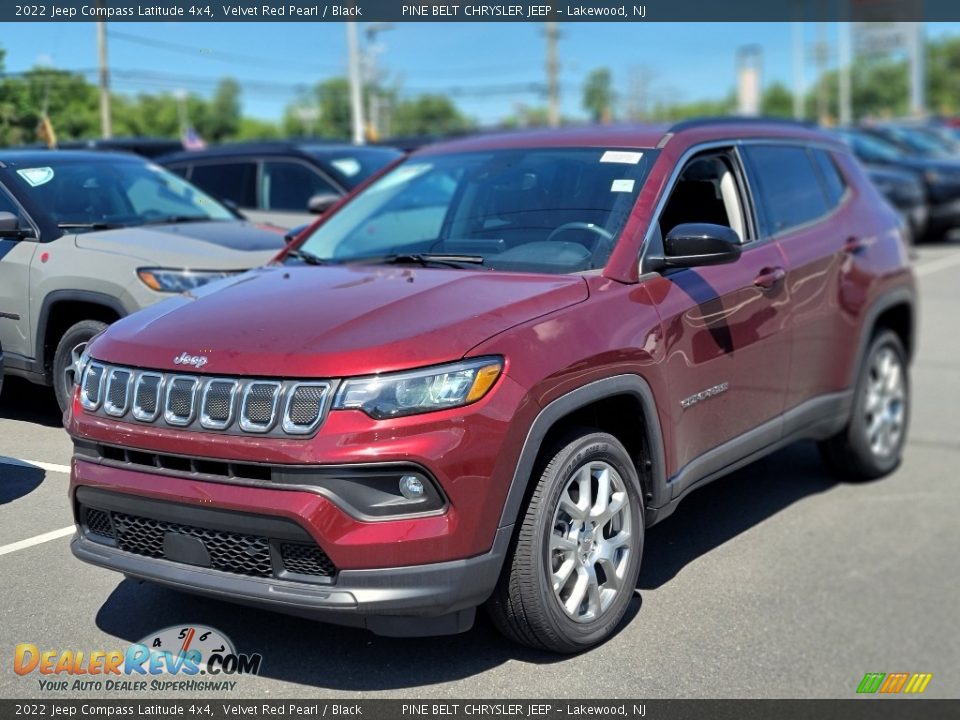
[181,127,206,151]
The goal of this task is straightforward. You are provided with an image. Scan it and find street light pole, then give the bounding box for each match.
[96,21,112,139]
[346,21,365,145]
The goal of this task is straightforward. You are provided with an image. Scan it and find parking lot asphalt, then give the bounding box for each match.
[2,243,959,700]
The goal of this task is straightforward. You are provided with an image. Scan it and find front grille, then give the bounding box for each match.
[280,542,337,577]
[79,362,330,437]
[79,502,336,582]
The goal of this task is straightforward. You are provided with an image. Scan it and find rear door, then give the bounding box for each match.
[646,147,791,492]
[741,144,851,411]
[257,159,343,229]
[186,160,258,219]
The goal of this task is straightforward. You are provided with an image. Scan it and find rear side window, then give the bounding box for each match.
[812,149,847,207]
[261,161,340,211]
[743,145,829,235]
[189,162,256,208]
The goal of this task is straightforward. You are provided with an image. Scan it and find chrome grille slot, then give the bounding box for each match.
[80,363,106,410]
[133,373,162,422]
[164,376,199,426]
[240,382,281,433]
[200,379,238,430]
[282,382,329,434]
[103,368,133,417]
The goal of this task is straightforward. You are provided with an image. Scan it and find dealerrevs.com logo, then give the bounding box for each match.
[14,625,262,692]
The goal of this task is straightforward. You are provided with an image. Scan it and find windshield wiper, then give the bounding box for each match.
[58,222,126,230]
[139,215,216,225]
[367,253,486,269]
[286,248,329,266]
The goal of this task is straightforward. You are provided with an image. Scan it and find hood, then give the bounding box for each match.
[74,220,285,270]
[90,265,589,377]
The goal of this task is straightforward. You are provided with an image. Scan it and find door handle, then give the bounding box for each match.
[843,236,868,254]
[753,266,786,290]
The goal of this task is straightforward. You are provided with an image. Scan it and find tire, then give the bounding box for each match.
[488,430,644,653]
[53,320,108,412]
[818,329,909,480]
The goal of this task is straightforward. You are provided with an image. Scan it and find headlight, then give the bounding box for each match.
[333,357,503,419]
[137,267,238,293]
[73,343,92,388]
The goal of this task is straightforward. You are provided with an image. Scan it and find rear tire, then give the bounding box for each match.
[488,430,644,653]
[818,329,909,480]
[53,320,108,412]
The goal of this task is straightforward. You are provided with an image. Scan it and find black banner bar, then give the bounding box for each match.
[1,700,959,719]
[3,0,960,23]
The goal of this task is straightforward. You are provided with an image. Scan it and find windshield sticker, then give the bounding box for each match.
[331,158,362,177]
[611,179,636,193]
[601,151,643,165]
[16,167,55,187]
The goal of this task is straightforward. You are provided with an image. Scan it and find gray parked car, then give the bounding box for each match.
[0,150,286,410]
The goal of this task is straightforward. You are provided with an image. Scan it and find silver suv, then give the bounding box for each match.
[0,150,286,410]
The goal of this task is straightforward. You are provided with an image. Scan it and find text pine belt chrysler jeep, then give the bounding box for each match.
[66,120,915,653]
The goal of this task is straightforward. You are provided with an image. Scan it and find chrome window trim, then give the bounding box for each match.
[103,368,133,417]
[281,381,331,435]
[199,378,240,430]
[132,373,164,422]
[164,375,200,427]
[239,381,282,433]
[80,362,106,411]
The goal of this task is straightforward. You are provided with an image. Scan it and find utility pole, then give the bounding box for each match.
[814,23,830,124]
[364,23,393,141]
[838,21,852,125]
[96,20,112,139]
[793,21,805,119]
[346,21,365,145]
[908,22,926,117]
[545,21,560,127]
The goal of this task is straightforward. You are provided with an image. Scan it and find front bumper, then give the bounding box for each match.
[71,484,511,636]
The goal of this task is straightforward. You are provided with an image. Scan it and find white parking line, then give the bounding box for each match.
[915,250,960,277]
[0,457,71,475]
[0,526,75,557]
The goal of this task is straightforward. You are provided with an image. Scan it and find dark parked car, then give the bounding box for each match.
[837,127,960,239]
[159,141,402,228]
[56,137,187,159]
[68,120,914,653]
[864,165,927,240]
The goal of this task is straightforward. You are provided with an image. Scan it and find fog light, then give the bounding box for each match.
[399,474,425,499]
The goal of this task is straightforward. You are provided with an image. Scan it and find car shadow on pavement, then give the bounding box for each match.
[95,578,594,690]
[638,440,837,590]
[0,377,63,428]
[0,461,44,503]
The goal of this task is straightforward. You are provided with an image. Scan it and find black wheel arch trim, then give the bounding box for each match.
[851,286,916,388]
[34,289,129,372]
[497,374,668,532]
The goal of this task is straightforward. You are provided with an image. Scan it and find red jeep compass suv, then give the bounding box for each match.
[66,119,915,652]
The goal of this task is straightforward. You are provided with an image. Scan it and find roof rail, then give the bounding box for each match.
[667,116,819,134]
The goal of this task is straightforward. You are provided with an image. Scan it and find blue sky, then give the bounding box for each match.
[3,22,959,125]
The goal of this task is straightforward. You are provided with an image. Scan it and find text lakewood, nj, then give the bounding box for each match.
[402,4,646,17]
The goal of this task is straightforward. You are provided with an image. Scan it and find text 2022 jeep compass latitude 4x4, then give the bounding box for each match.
[66,120,915,653]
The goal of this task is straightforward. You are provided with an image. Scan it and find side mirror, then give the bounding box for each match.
[284,224,309,244]
[660,223,741,268]
[307,193,341,215]
[0,211,33,239]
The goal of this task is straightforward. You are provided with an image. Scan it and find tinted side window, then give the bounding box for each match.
[812,149,847,207]
[261,161,340,211]
[189,162,256,207]
[165,164,190,180]
[744,146,829,234]
[0,185,20,216]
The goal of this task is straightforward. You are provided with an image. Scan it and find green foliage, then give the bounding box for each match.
[392,94,468,136]
[761,82,795,118]
[583,67,614,122]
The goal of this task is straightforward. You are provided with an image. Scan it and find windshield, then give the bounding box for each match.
[8,157,235,229]
[303,146,403,189]
[296,147,654,274]
[838,131,903,163]
[878,127,951,157]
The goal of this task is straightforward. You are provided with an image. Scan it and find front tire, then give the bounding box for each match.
[53,320,108,412]
[488,431,644,653]
[819,329,909,480]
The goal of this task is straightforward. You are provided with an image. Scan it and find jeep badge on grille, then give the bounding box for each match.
[173,352,208,369]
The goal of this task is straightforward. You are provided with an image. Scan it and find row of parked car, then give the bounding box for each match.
[0,118,953,414]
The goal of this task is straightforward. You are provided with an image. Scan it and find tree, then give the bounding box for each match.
[761,82,794,118]
[392,94,468,136]
[283,78,353,139]
[583,68,614,123]
[204,78,241,141]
